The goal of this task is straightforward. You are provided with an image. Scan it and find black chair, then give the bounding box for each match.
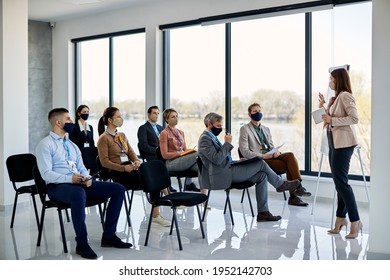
[237,148,287,201]
[6,153,40,229]
[81,146,99,177]
[96,155,141,228]
[155,146,198,192]
[138,160,207,250]
[32,165,106,253]
[197,157,255,226]
[137,143,147,162]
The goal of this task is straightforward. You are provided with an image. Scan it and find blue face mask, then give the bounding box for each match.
[80,113,89,121]
[63,123,75,134]
[250,112,263,121]
[211,126,223,136]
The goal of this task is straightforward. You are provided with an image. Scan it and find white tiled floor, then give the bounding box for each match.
[0,183,370,260]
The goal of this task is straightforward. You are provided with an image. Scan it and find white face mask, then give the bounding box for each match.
[112,117,124,127]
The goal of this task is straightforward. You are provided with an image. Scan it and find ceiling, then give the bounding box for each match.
[28,0,157,22]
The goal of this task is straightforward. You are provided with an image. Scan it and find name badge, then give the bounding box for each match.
[120,153,129,163]
[84,142,90,148]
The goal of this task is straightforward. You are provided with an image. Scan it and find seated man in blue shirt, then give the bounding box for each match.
[35,108,131,259]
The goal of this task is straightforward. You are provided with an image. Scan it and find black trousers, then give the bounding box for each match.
[328,131,360,222]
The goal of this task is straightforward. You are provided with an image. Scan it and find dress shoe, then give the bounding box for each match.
[257,211,281,222]
[168,186,177,193]
[288,196,308,207]
[101,235,133,248]
[185,182,200,192]
[76,243,98,259]
[346,221,363,239]
[328,217,348,234]
[294,186,312,197]
[276,179,300,193]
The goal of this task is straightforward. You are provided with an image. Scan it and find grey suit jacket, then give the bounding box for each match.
[329,91,359,149]
[198,130,233,190]
[239,122,274,159]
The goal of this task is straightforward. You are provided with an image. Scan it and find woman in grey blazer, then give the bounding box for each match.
[319,68,361,239]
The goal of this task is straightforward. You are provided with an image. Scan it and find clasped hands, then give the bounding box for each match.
[72,173,92,187]
[124,161,141,172]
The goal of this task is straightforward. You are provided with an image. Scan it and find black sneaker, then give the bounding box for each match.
[101,235,132,249]
[76,243,98,259]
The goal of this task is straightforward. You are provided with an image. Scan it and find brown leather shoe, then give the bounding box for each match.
[257,211,282,222]
[276,179,300,193]
[288,196,309,207]
[294,186,312,197]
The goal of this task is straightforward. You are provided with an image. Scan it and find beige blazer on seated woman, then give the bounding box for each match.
[328,91,359,149]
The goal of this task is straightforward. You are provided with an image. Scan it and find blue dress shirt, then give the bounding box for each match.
[35,131,89,184]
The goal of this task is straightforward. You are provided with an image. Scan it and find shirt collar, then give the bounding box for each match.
[78,120,91,131]
[49,131,67,140]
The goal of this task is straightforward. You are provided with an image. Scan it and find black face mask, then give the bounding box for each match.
[211,126,223,136]
[250,112,263,121]
[63,123,75,134]
[80,113,89,120]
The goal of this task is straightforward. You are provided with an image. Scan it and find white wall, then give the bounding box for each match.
[0,0,29,208]
[368,0,390,260]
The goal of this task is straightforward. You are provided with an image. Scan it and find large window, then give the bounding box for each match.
[168,24,225,147]
[75,31,146,153]
[231,14,305,162]
[164,1,371,178]
[311,2,372,176]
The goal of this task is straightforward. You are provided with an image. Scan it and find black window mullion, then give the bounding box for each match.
[304,12,312,173]
[225,23,231,132]
[109,37,114,106]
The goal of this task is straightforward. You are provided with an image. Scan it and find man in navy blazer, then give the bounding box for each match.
[137,106,164,161]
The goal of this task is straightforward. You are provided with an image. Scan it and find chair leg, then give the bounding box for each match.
[172,208,183,250]
[10,193,19,228]
[98,204,105,230]
[177,177,183,192]
[37,208,46,247]
[225,190,234,226]
[246,188,254,217]
[283,191,287,200]
[202,190,211,222]
[123,193,131,227]
[240,189,245,203]
[57,209,68,253]
[144,206,155,247]
[31,194,40,229]
[65,209,70,222]
[196,204,205,238]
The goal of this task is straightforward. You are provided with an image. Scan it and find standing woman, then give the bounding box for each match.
[319,68,362,239]
[70,105,95,149]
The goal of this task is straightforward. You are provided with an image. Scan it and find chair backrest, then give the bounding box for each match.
[32,165,48,204]
[96,155,110,181]
[155,146,165,162]
[196,156,203,174]
[81,147,98,174]
[237,148,244,159]
[137,143,147,162]
[139,160,171,195]
[6,153,37,187]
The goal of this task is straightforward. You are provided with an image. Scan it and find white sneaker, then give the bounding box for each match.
[152,215,171,227]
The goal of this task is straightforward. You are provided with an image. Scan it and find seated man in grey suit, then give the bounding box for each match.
[239,103,311,207]
[197,112,300,222]
[137,106,164,161]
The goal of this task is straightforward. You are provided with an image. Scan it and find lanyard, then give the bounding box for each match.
[168,126,182,148]
[63,139,71,159]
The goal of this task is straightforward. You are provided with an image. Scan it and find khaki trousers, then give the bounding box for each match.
[264,152,301,195]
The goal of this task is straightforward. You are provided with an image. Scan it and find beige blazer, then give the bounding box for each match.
[329,91,359,149]
[239,122,274,159]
